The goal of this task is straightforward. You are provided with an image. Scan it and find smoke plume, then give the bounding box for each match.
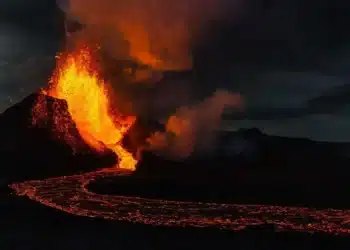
[146,90,243,159]
[62,0,238,70]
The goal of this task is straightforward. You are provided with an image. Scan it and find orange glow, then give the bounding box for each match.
[118,20,190,70]
[119,22,162,68]
[48,47,137,170]
[67,0,193,70]
[9,169,350,236]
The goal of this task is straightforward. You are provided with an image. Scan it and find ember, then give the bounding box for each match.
[36,46,137,170]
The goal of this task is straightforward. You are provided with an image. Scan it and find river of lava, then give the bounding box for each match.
[9,169,350,235]
[47,47,137,170]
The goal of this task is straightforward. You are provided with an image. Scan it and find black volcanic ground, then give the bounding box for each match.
[3,191,349,250]
[91,128,350,209]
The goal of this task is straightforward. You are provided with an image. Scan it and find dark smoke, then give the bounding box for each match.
[57,0,247,158]
[146,90,243,159]
[59,0,241,70]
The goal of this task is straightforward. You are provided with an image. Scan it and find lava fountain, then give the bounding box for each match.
[47,46,137,170]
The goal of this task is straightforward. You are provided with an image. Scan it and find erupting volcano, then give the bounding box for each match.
[38,46,137,170]
[5,43,350,237]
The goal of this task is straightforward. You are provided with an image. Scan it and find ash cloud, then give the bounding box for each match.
[146,90,243,159]
[60,0,240,70]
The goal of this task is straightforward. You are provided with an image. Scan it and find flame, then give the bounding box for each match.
[48,47,137,170]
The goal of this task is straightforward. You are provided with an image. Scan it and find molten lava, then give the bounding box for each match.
[9,169,350,235]
[47,47,137,170]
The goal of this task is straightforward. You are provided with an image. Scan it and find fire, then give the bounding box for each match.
[48,47,137,170]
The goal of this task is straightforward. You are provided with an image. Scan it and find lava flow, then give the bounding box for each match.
[47,47,137,170]
[9,170,350,235]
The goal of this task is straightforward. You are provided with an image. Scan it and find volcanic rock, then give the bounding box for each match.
[126,127,350,207]
[135,127,349,179]
[0,93,117,183]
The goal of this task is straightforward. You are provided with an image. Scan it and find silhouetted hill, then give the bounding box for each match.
[95,127,350,208]
[135,127,350,183]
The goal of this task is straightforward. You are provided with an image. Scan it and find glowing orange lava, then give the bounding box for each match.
[9,169,350,235]
[48,47,137,170]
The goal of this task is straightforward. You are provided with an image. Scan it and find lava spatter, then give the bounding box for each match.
[38,46,137,170]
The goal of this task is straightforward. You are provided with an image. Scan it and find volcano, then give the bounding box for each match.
[2,43,349,209]
[0,92,117,183]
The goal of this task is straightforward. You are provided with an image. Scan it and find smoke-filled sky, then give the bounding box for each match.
[1,0,350,142]
[58,0,240,70]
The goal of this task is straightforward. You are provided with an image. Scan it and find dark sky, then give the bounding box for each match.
[1,0,350,142]
[188,0,350,142]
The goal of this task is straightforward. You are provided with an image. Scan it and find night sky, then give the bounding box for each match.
[1,0,350,142]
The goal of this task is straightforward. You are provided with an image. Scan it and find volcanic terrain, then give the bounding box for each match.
[2,44,349,250]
